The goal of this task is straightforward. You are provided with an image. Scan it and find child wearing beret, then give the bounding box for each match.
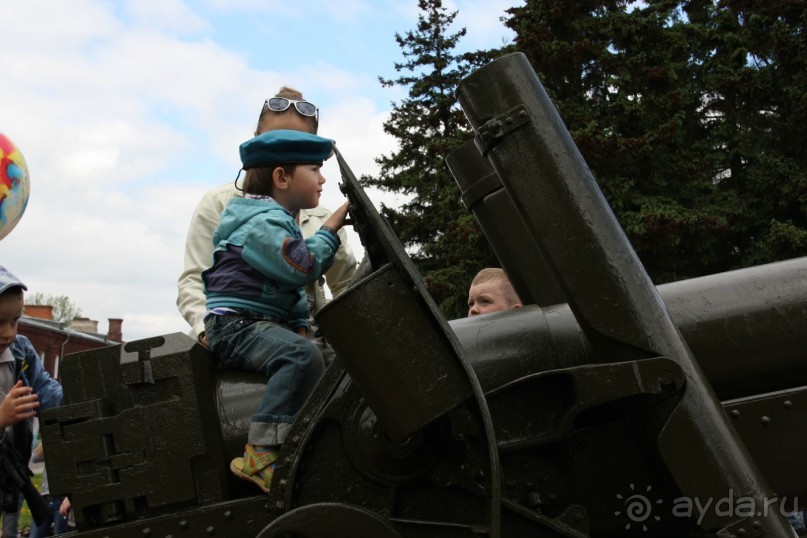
[203,129,350,492]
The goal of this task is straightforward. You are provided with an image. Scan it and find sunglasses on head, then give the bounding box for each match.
[264,97,319,122]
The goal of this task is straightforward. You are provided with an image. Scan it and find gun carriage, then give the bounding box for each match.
[40,53,806,537]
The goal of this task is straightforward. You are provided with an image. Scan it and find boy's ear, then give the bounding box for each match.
[272,166,289,191]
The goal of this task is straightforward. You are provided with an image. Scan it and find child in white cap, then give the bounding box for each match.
[0,265,63,530]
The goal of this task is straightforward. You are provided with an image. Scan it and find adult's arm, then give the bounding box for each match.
[326,226,357,297]
[177,184,239,342]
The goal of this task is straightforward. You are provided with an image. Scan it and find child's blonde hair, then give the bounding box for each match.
[471,268,520,306]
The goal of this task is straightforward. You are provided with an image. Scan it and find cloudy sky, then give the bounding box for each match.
[0,0,519,341]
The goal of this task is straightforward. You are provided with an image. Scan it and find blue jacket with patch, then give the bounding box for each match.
[2,335,64,463]
[203,197,340,330]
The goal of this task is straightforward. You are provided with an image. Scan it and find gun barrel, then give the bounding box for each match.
[214,256,807,451]
[450,256,807,401]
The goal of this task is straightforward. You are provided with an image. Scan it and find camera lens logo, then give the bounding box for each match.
[615,484,662,531]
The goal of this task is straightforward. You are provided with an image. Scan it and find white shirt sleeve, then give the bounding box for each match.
[176,183,240,341]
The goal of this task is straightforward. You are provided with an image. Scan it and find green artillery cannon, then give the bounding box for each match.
[40,53,805,537]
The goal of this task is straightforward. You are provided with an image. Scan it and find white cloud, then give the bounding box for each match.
[1,0,512,342]
[0,1,122,51]
[0,0,409,341]
[124,0,211,35]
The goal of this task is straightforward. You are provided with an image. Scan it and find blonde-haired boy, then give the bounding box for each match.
[467,268,522,317]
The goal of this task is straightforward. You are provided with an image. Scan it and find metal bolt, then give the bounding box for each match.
[141,530,151,537]
[179,520,188,529]
[206,526,216,535]
[783,400,793,409]
[224,511,232,521]
[760,416,771,425]
[731,409,741,418]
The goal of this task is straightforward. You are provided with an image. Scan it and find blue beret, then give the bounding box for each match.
[239,129,335,169]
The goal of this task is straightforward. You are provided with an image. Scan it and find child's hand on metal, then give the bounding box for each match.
[0,380,39,428]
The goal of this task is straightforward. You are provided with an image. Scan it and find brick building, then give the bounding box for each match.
[18,305,123,379]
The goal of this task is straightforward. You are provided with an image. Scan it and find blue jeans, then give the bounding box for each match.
[30,497,70,537]
[788,510,806,531]
[1,508,18,538]
[205,314,325,446]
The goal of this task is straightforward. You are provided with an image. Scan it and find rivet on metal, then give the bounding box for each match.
[206,526,215,535]
[731,409,741,418]
[526,491,542,507]
[224,511,232,520]
[179,520,188,529]
[760,416,771,425]
[783,400,793,409]
[141,529,151,536]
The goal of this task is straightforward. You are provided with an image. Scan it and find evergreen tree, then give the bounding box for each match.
[702,0,807,266]
[366,0,497,318]
[503,0,807,282]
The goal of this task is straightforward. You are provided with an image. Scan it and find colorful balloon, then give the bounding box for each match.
[0,133,30,241]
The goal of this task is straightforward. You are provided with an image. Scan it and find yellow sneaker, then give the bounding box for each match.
[230,443,277,493]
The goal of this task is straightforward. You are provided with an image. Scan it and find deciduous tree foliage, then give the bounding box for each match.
[364,0,497,318]
[25,292,83,323]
